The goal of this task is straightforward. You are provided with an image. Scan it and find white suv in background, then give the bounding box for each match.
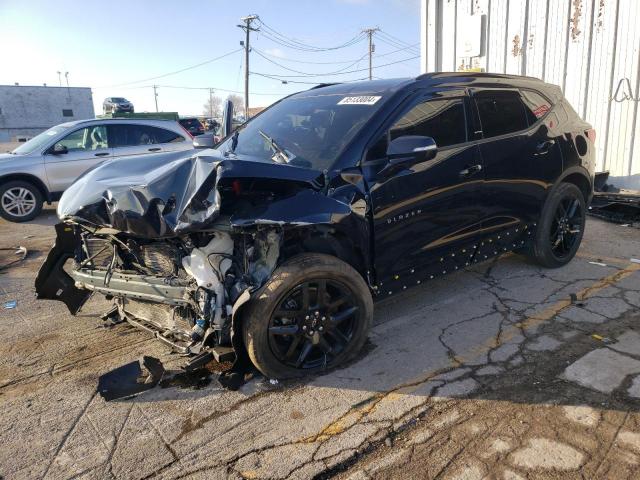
[0,119,195,222]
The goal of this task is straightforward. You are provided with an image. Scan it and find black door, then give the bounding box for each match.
[471,89,563,231]
[363,91,486,288]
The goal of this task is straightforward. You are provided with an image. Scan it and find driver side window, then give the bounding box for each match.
[366,98,467,162]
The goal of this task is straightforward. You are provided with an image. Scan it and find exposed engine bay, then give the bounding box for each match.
[67,223,280,357]
[34,148,370,387]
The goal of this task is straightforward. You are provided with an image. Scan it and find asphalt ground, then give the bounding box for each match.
[0,205,639,479]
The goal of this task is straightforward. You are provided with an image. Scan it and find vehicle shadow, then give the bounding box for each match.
[124,254,640,415]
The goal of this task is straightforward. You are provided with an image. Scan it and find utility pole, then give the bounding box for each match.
[209,88,215,118]
[363,28,379,81]
[238,15,259,119]
[56,71,62,86]
[153,85,159,112]
[64,71,70,87]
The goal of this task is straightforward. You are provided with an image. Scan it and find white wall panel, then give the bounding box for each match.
[422,0,640,181]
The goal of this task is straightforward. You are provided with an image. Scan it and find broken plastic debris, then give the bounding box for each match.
[3,300,17,309]
[630,258,640,264]
[588,261,608,267]
[269,379,279,385]
[591,334,612,343]
[97,355,165,401]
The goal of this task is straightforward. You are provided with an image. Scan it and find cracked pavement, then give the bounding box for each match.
[1,207,639,479]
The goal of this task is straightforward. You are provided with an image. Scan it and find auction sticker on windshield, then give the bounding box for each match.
[337,96,382,105]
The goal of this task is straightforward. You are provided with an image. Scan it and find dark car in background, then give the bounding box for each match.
[103,97,134,114]
[36,73,595,380]
[178,117,205,137]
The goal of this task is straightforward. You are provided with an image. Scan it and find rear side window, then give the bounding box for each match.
[520,90,552,124]
[110,125,184,147]
[474,91,529,138]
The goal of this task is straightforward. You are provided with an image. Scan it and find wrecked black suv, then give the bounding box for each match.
[36,73,595,379]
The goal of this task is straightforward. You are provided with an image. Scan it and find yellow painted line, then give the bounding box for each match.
[302,263,640,441]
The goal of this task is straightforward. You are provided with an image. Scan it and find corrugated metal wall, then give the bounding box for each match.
[420,0,640,184]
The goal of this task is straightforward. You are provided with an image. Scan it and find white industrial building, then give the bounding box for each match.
[420,0,640,188]
[0,85,94,142]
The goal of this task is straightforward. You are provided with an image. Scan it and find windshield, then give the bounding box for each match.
[112,97,127,103]
[217,92,385,170]
[12,125,70,155]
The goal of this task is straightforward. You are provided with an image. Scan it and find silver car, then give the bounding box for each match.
[0,118,194,222]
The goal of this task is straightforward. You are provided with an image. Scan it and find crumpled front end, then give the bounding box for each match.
[36,148,372,364]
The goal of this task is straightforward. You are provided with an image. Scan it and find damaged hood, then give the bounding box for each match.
[57,148,325,237]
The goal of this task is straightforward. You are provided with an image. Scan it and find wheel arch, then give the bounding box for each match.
[280,225,371,282]
[0,173,51,202]
[549,167,593,207]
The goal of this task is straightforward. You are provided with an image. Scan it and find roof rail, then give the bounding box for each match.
[415,72,543,82]
[309,83,341,90]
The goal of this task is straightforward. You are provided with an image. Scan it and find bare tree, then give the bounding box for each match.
[203,94,223,118]
[226,94,245,117]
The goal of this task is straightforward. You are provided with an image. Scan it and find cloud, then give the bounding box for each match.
[264,48,286,59]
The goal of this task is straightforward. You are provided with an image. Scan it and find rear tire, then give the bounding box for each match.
[242,253,373,379]
[527,183,586,268]
[0,180,43,222]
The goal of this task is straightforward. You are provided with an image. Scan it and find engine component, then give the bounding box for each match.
[191,318,207,341]
[141,243,179,277]
[182,232,233,289]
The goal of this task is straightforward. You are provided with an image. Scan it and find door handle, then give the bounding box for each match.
[536,140,556,155]
[94,152,110,157]
[459,164,482,177]
[148,147,161,152]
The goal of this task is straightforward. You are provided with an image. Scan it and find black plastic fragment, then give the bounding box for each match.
[97,355,165,401]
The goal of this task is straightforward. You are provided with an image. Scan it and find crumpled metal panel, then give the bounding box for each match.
[57,149,324,237]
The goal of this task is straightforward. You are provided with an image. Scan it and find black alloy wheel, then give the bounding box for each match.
[268,279,360,370]
[526,182,586,268]
[242,253,373,379]
[549,195,583,259]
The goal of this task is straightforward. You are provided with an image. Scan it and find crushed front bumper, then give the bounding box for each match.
[35,223,91,314]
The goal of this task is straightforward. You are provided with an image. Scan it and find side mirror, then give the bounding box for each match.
[192,132,216,149]
[52,144,68,155]
[386,135,437,162]
[379,136,437,177]
[221,99,234,138]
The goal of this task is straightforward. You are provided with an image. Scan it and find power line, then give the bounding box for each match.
[379,30,420,49]
[251,54,420,79]
[254,43,421,65]
[376,31,420,54]
[251,71,371,85]
[253,48,369,76]
[99,48,243,88]
[257,18,366,52]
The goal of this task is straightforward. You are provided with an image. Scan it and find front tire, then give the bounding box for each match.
[0,180,43,222]
[242,254,373,379]
[528,183,586,268]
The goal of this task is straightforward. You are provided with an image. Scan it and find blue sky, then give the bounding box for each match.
[0,0,420,116]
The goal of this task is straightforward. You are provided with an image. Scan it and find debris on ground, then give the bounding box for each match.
[589,171,640,225]
[97,355,165,401]
[3,300,17,309]
[588,261,607,267]
[0,246,27,272]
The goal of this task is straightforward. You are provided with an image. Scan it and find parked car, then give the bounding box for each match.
[36,73,595,380]
[0,118,195,222]
[103,97,134,114]
[178,117,205,137]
